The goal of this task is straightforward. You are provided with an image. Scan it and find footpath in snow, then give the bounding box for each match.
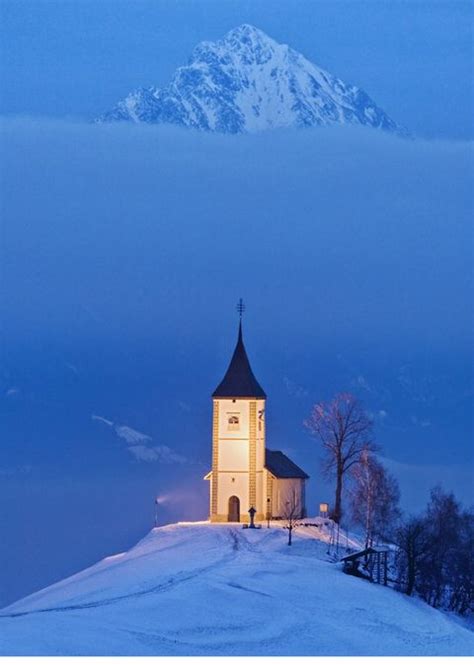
[1,521,473,656]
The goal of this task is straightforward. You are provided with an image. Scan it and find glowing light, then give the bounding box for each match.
[155,495,170,505]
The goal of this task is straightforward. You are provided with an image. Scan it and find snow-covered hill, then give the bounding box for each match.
[1,522,472,656]
[97,24,404,135]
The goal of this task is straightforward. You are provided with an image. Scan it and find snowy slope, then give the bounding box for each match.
[97,24,404,135]
[1,522,472,656]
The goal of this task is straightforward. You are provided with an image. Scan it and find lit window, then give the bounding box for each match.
[227,414,240,431]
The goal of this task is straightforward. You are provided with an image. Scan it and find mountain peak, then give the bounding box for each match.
[97,26,405,135]
[191,23,280,68]
[221,23,279,48]
[224,23,270,40]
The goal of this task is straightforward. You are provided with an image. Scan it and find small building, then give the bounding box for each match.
[341,547,390,585]
[265,450,308,519]
[205,315,309,522]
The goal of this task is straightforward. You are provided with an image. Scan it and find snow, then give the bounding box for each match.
[97,24,405,136]
[0,521,472,656]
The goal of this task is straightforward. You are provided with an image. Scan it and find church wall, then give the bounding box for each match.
[217,472,249,517]
[219,440,249,471]
[272,478,306,519]
[255,399,265,471]
[255,470,264,519]
[217,399,250,440]
[213,397,267,521]
[264,470,274,518]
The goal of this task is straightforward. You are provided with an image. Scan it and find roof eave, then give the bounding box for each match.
[212,393,267,400]
[264,466,309,480]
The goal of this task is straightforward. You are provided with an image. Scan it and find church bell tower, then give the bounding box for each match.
[206,300,266,522]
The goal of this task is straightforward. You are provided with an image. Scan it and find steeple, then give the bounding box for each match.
[212,309,266,399]
[206,301,308,524]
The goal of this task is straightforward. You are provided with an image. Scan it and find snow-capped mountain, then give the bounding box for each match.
[97,24,404,134]
[1,522,473,655]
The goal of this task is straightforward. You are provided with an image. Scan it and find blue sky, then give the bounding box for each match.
[1,0,473,138]
[0,1,473,607]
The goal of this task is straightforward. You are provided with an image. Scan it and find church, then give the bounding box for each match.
[205,312,309,523]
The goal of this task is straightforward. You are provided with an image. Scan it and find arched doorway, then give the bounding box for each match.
[228,495,240,522]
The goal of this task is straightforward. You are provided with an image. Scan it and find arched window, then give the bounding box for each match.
[227,414,240,431]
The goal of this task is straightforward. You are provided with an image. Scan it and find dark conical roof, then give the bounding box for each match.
[212,322,266,398]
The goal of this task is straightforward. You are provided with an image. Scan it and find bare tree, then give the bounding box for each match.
[304,393,375,524]
[394,516,430,596]
[418,487,462,608]
[394,487,473,614]
[283,493,300,546]
[350,450,400,548]
[450,508,474,615]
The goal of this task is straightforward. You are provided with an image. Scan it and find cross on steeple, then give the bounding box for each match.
[236,298,245,320]
[212,298,265,399]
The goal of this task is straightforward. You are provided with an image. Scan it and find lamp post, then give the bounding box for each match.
[266,497,271,528]
[154,496,160,528]
[286,500,293,546]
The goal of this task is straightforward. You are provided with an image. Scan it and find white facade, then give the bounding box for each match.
[209,397,266,521]
[270,478,306,519]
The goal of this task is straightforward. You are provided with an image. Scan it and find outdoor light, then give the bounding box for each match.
[320,502,329,518]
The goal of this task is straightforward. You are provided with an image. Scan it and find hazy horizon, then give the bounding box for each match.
[0,1,472,609]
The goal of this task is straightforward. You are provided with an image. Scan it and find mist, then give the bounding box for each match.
[0,119,472,606]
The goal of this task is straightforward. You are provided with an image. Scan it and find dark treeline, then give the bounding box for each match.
[394,487,473,615]
[348,467,474,616]
[305,393,473,616]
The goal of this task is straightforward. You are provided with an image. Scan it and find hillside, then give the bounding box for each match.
[97,24,404,134]
[1,522,472,656]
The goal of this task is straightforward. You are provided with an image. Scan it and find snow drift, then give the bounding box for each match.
[0,522,472,656]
